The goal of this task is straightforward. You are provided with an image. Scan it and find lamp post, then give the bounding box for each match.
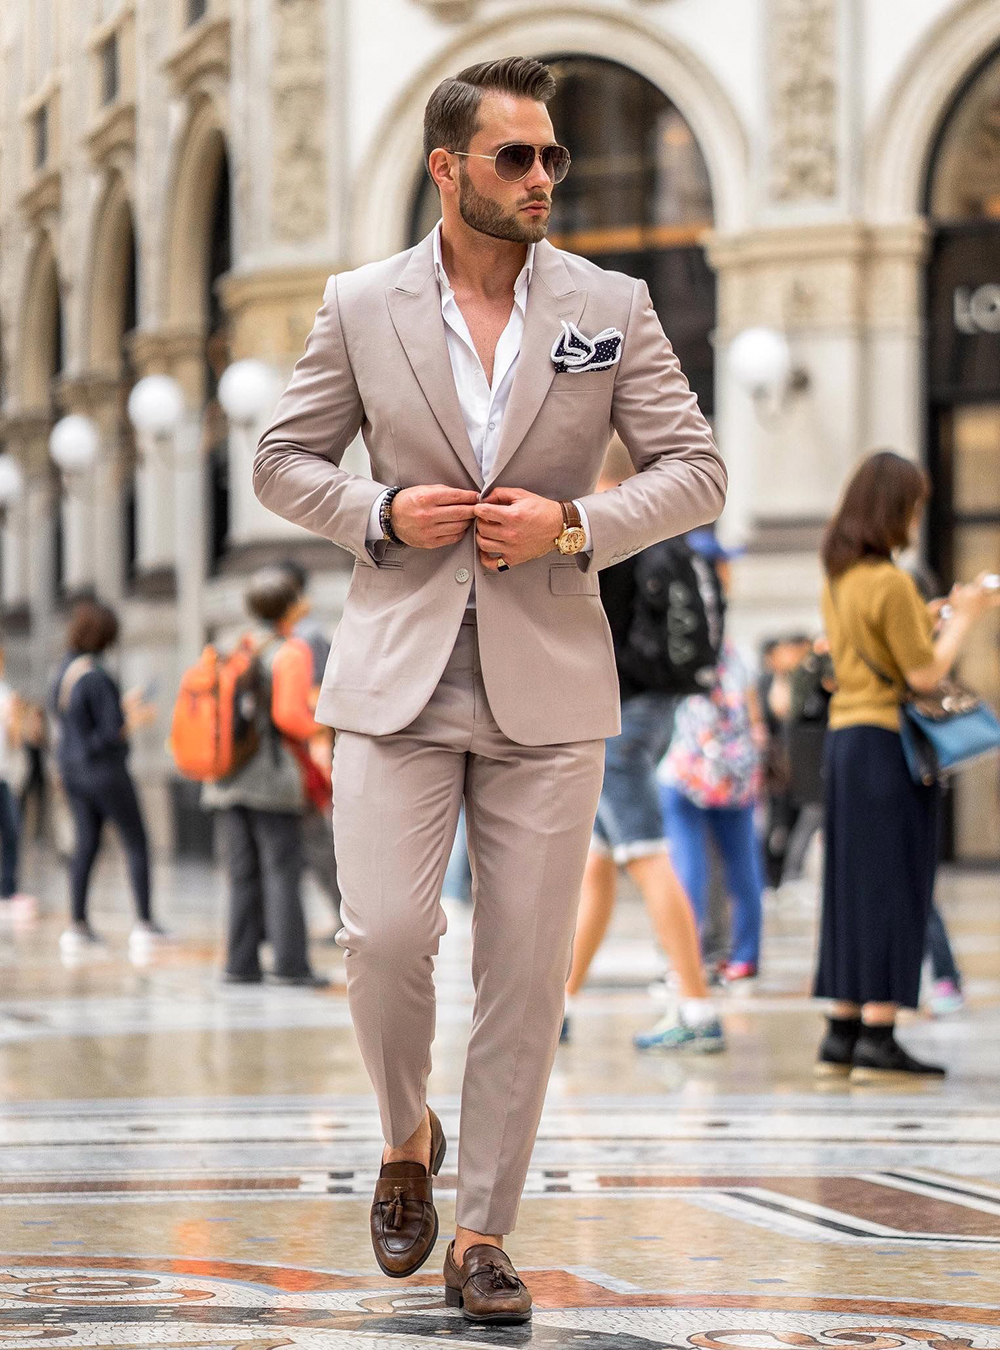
[48,413,100,602]
[127,374,205,665]
[0,455,25,621]
[721,327,812,547]
[217,359,283,544]
[0,456,25,519]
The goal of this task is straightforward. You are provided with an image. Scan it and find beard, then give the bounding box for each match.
[458,169,550,244]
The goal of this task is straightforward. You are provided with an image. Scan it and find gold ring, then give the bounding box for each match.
[497,557,510,572]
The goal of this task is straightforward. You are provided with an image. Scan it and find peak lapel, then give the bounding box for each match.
[485,242,586,491]
[386,246,482,488]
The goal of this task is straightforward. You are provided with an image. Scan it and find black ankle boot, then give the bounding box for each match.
[850,1023,946,1082]
[815,1016,862,1076]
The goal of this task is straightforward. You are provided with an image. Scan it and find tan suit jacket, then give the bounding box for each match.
[254,230,727,746]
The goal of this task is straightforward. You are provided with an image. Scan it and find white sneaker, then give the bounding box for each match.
[128,922,173,959]
[8,894,39,923]
[59,924,106,956]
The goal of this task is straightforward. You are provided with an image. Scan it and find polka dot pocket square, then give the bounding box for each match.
[551,320,624,374]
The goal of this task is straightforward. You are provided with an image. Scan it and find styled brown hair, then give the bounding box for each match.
[67,599,119,654]
[245,566,301,626]
[423,57,557,169]
[821,450,930,580]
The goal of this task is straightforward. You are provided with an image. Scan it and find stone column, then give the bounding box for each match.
[4,416,59,699]
[216,265,338,550]
[127,326,205,585]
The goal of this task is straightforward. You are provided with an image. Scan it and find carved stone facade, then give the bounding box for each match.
[270,0,328,243]
[0,0,996,855]
[768,0,839,202]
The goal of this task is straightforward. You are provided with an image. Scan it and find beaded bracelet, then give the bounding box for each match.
[379,486,404,546]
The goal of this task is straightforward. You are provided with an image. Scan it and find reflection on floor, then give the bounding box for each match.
[0,850,998,1347]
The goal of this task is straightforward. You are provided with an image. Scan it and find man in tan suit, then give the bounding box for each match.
[255,57,726,1323]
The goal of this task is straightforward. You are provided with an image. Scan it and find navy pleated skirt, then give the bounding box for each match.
[813,725,940,1009]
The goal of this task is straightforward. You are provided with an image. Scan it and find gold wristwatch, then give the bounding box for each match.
[554,500,587,555]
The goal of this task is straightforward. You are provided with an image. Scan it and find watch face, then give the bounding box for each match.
[558,526,587,555]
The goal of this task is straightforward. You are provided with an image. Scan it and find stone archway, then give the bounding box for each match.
[163,93,230,349]
[349,4,750,263]
[17,232,61,412]
[85,172,137,377]
[865,0,1000,221]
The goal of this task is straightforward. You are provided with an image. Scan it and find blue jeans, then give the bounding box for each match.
[443,805,472,903]
[926,903,961,986]
[0,780,20,898]
[660,784,764,968]
[592,694,679,863]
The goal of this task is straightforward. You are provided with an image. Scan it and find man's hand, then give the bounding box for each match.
[474,488,564,571]
[391,485,479,549]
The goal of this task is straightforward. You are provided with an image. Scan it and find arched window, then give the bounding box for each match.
[410,57,715,413]
[925,44,1000,862]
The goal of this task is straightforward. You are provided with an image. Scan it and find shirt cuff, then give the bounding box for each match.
[366,491,390,549]
[573,500,594,555]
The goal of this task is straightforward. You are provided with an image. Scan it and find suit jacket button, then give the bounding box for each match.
[455,567,470,583]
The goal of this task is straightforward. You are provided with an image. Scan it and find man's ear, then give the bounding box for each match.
[428,148,456,196]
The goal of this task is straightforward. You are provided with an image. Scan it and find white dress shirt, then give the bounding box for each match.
[367,223,590,592]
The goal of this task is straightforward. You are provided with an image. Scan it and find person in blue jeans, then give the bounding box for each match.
[659,640,766,983]
[563,440,724,1054]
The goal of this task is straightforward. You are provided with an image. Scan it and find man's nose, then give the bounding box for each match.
[525,151,552,190]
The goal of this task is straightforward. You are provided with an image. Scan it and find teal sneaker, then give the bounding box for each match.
[633,1010,726,1053]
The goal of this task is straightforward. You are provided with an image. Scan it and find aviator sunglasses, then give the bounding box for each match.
[453,142,571,184]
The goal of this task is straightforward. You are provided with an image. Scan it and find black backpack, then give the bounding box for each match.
[618,539,725,697]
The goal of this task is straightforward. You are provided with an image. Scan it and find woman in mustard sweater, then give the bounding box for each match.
[815,451,999,1081]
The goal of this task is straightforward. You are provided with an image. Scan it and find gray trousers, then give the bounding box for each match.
[219,806,311,979]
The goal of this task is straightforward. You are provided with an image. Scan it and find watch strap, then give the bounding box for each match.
[560,500,582,531]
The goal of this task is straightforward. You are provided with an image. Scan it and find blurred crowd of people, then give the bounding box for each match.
[1,444,997,1084]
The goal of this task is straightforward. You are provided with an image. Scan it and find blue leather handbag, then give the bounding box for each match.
[897,684,1000,787]
[833,583,1000,786]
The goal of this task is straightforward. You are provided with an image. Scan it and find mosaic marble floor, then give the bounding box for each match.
[1,849,999,1347]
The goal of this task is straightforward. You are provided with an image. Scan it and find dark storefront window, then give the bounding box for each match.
[926,47,1000,862]
[409,57,715,415]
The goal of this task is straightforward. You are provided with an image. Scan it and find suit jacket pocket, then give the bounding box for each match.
[550,564,599,595]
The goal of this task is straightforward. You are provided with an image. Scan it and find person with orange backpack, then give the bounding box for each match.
[180,567,330,987]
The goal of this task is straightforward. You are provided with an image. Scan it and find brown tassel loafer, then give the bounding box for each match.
[370,1107,446,1278]
[443,1241,532,1324]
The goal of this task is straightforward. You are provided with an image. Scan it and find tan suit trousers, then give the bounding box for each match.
[334,614,605,1235]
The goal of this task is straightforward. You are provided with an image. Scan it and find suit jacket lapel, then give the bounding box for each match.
[484,240,587,491]
[385,236,482,488]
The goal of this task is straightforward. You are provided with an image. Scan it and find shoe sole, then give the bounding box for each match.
[850,1066,946,1083]
[814,1060,852,1078]
[444,1286,531,1323]
[375,1114,447,1280]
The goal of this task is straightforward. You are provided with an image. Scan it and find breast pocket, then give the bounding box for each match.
[550,370,615,395]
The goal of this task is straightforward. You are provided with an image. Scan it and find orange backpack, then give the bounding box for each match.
[170,637,267,782]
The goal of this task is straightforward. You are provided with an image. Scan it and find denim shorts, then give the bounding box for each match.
[592,692,679,863]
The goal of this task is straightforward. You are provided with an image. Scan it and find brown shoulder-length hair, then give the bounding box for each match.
[67,599,119,654]
[821,450,930,580]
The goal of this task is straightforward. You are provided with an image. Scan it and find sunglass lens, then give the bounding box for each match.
[542,146,571,183]
[495,144,537,181]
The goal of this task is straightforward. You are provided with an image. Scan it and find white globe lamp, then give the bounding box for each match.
[727,327,794,399]
[49,414,100,475]
[127,374,185,437]
[218,359,281,427]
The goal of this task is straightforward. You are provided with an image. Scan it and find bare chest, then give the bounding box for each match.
[452,292,515,387]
